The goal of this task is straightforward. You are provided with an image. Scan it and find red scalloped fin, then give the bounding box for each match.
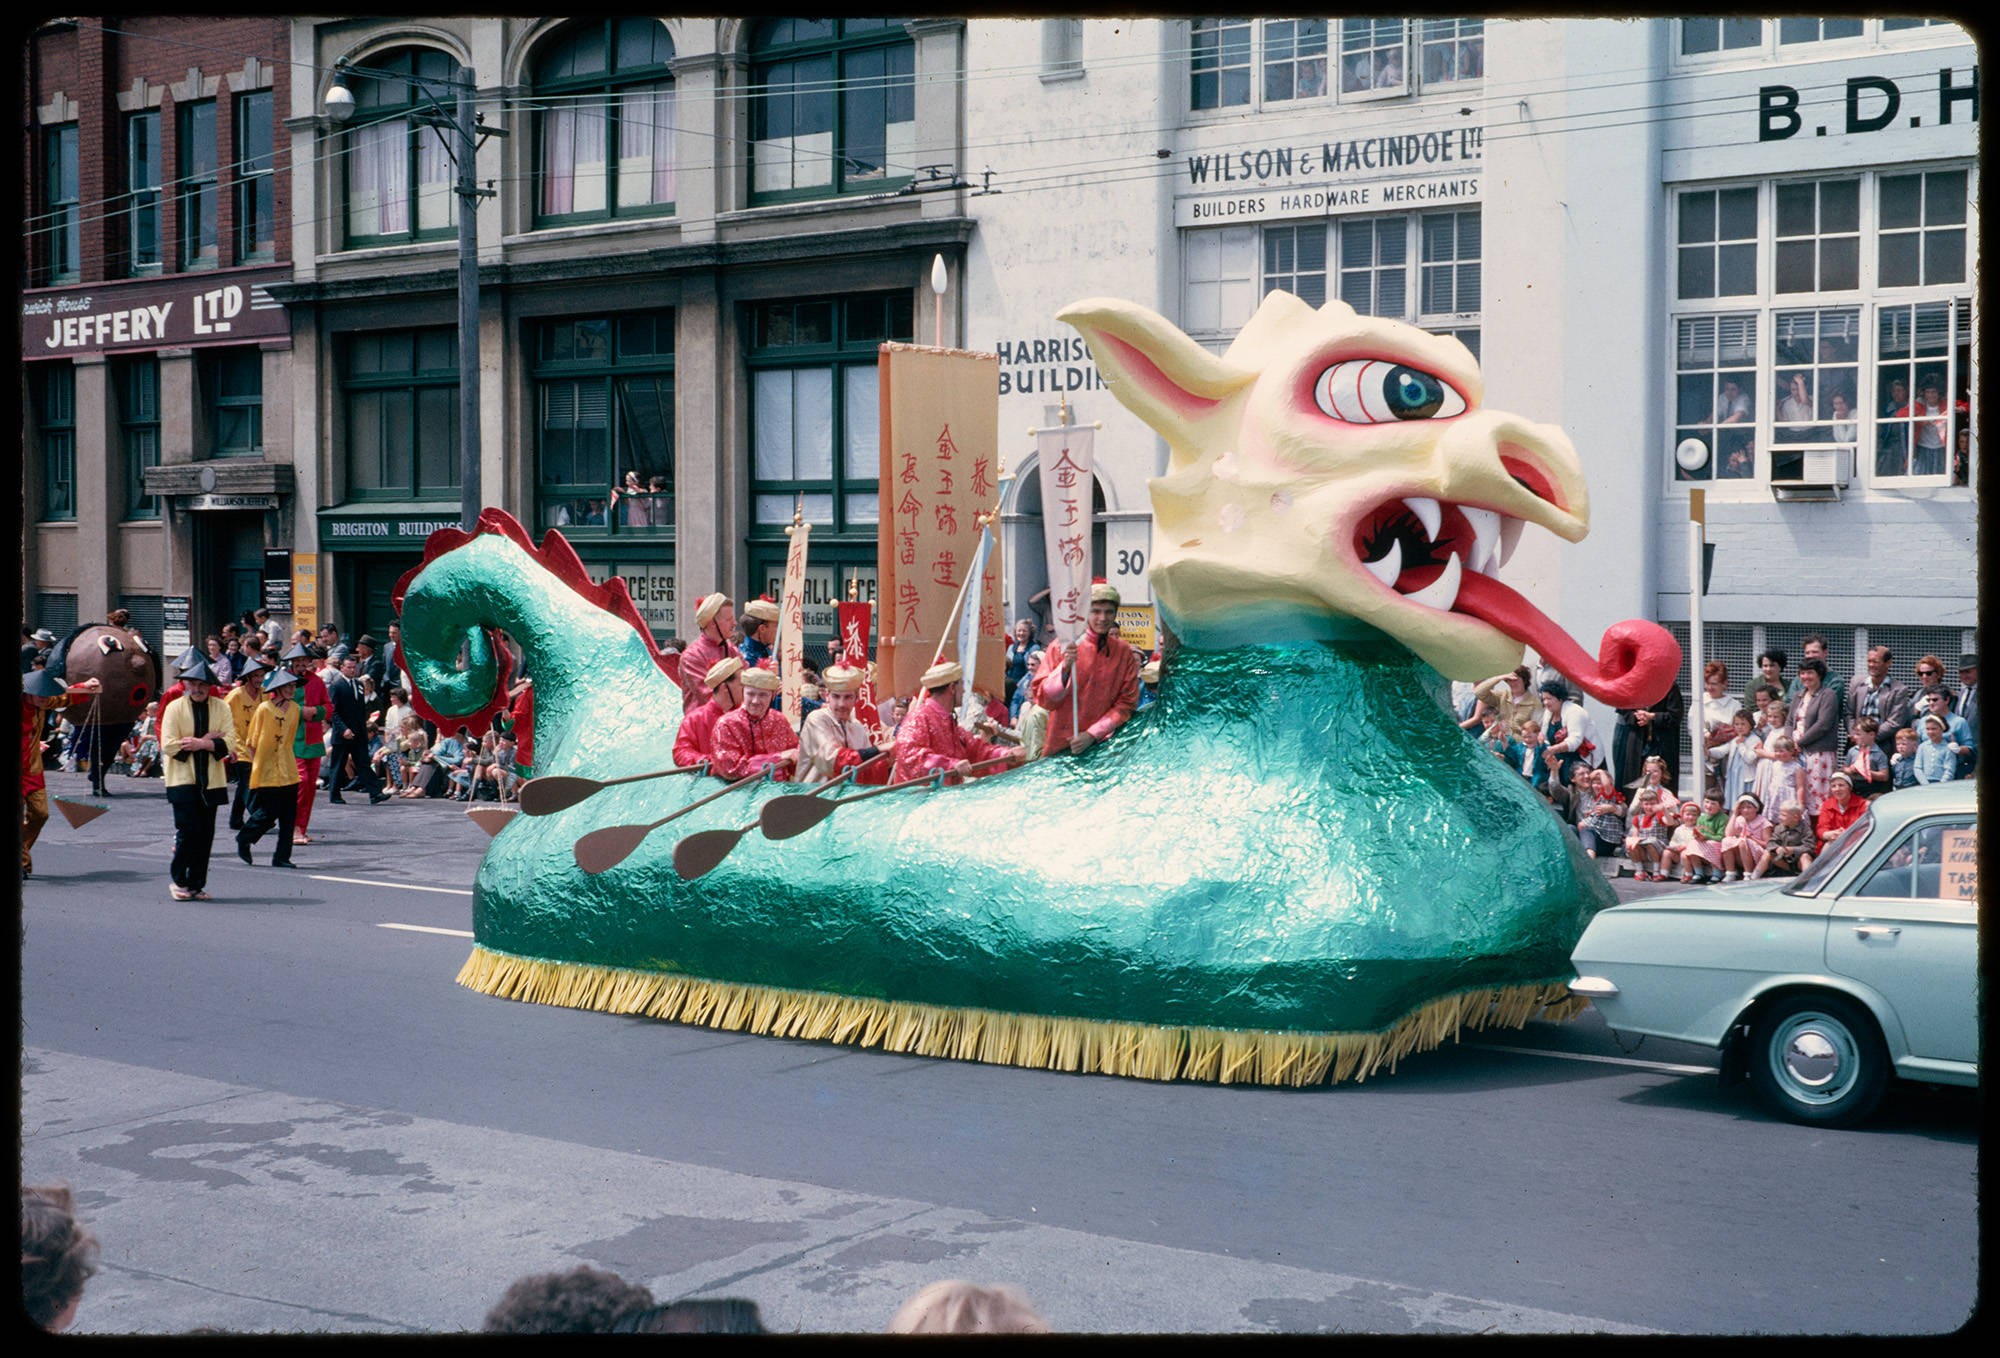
[389,509,682,735]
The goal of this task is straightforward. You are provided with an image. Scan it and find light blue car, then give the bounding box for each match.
[1569,782,1977,1127]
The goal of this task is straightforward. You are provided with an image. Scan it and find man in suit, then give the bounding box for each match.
[326,655,388,804]
[1954,653,1978,774]
[1846,644,1913,737]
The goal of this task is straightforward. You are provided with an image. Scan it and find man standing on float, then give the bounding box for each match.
[676,593,735,711]
[1034,581,1142,756]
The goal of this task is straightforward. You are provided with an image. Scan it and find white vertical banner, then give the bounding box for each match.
[778,519,812,728]
[955,521,996,724]
[1036,427,1095,645]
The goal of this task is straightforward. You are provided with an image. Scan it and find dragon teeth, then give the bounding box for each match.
[1403,496,1442,544]
[1497,513,1526,567]
[1361,537,1402,590]
[1405,551,1464,611]
[1462,506,1501,576]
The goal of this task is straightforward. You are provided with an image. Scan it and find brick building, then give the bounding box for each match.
[23,16,295,650]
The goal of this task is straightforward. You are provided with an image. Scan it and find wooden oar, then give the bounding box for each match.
[465,805,517,838]
[572,771,763,875]
[671,759,873,881]
[51,796,109,830]
[520,761,710,817]
[756,755,1015,842]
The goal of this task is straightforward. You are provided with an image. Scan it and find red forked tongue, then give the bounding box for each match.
[1455,570,1683,708]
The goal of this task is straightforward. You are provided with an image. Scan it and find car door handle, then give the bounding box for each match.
[1852,924,1902,939]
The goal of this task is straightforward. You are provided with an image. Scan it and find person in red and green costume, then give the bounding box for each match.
[21,668,102,879]
[283,643,331,846]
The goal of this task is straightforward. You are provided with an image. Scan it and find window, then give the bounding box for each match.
[749,292,911,533]
[40,124,79,283]
[532,20,675,226]
[1263,20,1328,102]
[1778,18,1863,46]
[179,100,219,269]
[749,19,914,201]
[234,91,275,262]
[1339,19,1407,96]
[1855,820,1974,901]
[37,363,76,521]
[534,312,675,531]
[343,329,459,498]
[1040,19,1082,79]
[1679,19,1763,56]
[1185,210,1482,358]
[117,356,161,519]
[1666,172,1975,490]
[126,111,162,273]
[1189,19,1251,109]
[342,47,459,245]
[207,349,264,457]
[1419,18,1483,84]
[1682,18,1963,61]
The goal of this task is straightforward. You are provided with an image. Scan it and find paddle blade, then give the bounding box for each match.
[759,794,840,841]
[673,827,747,881]
[573,821,656,875]
[465,806,517,837]
[51,796,109,830]
[518,775,595,817]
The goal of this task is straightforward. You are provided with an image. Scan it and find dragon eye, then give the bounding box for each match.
[1312,360,1468,424]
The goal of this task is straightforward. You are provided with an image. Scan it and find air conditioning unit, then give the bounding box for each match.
[1768,443,1853,502]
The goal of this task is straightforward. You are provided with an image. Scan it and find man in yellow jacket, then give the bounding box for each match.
[161,656,236,900]
[237,667,303,867]
[223,657,265,831]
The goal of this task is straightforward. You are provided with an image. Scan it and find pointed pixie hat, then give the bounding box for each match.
[262,667,300,694]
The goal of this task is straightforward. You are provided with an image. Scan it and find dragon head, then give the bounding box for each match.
[1058,292,1679,706]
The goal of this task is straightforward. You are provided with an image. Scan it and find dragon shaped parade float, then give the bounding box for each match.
[397,292,1680,1087]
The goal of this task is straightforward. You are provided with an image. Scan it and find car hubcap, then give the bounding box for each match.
[1771,1013,1858,1105]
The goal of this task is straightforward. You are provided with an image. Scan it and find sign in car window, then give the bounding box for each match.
[1940,827,1977,901]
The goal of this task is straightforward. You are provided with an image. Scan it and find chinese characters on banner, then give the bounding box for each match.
[877,344,1006,698]
[1036,426,1096,645]
[777,519,812,727]
[836,599,879,723]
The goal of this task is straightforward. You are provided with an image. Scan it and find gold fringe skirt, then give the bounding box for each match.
[456,945,1586,1088]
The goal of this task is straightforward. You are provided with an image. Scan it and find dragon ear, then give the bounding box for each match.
[1058,298,1255,454]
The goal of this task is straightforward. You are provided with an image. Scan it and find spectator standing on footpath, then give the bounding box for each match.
[1612,674,1685,795]
[1785,635,1847,730]
[20,669,102,880]
[1915,686,1973,774]
[1841,715,1891,798]
[160,656,235,901]
[1790,657,1840,814]
[1004,618,1041,718]
[1913,712,1960,783]
[1846,644,1913,737]
[1744,649,1787,716]
[1033,581,1142,757]
[237,668,303,867]
[1953,652,1978,774]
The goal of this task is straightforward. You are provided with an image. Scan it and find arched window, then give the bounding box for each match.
[750,19,913,203]
[341,47,460,246]
[533,19,676,225]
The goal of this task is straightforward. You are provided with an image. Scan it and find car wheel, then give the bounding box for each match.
[1748,993,1889,1128]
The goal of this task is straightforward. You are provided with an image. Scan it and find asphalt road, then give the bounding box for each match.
[20,769,1979,1335]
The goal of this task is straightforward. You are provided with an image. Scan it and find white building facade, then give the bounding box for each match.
[963,16,1977,719]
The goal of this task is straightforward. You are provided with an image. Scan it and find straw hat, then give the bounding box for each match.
[820,664,864,694]
[705,655,746,688]
[744,597,780,625]
[1140,660,1161,685]
[738,663,782,692]
[921,660,963,690]
[694,592,729,627]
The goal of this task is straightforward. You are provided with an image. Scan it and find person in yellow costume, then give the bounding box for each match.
[161,656,237,900]
[237,667,303,868]
[223,657,266,832]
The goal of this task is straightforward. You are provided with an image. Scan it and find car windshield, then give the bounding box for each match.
[1783,807,1875,896]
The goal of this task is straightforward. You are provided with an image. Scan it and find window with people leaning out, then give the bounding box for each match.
[1190,18,1481,112]
[1671,168,1973,490]
[534,312,675,533]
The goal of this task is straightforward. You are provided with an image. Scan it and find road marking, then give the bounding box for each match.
[1474,1043,1713,1076]
[377,923,475,938]
[312,874,472,897]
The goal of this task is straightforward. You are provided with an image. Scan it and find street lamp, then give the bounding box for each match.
[326,59,502,533]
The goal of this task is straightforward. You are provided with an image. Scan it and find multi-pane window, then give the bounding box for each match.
[37,363,77,521]
[750,20,914,201]
[1774,179,1860,294]
[1041,20,1083,79]
[532,19,676,225]
[1419,19,1483,84]
[749,293,911,531]
[344,329,459,498]
[1262,20,1325,102]
[179,101,219,270]
[41,124,79,284]
[1667,173,1976,489]
[1673,315,1759,482]
[1184,211,1482,358]
[1878,170,1968,289]
[1676,187,1758,300]
[1190,18,1252,109]
[126,111,162,273]
[117,356,161,520]
[1679,19,1765,56]
[343,47,459,245]
[1338,19,1407,96]
[533,312,675,531]
[1683,18,1961,59]
[207,349,264,457]
[234,91,275,262]
[1778,18,1863,45]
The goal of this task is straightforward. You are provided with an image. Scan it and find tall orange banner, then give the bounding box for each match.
[877,344,1006,700]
